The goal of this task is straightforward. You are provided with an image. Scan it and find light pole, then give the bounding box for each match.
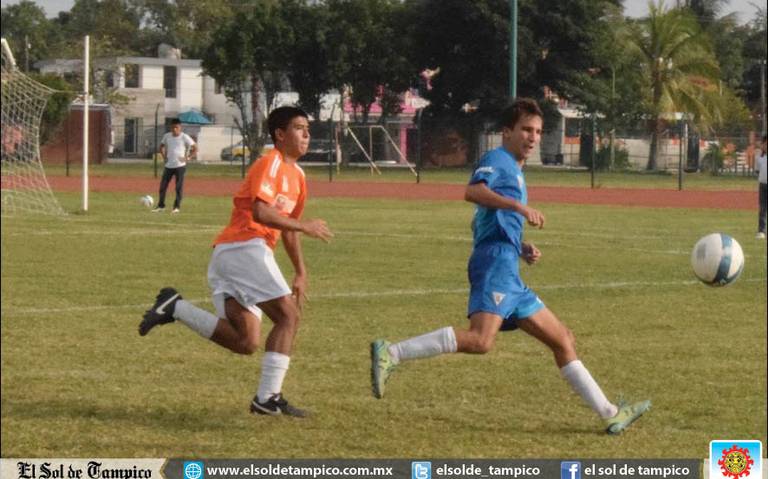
[509,0,517,99]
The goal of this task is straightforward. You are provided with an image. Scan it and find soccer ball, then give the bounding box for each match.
[140,195,154,209]
[691,233,744,286]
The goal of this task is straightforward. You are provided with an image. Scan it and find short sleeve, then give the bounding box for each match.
[184,133,196,147]
[469,153,501,189]
[247,155,280,206]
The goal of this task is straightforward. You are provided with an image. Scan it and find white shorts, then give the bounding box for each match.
[207,237,291,320]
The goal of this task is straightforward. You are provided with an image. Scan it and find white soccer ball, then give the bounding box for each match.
[140,195,154,209]
[691,233,744,287]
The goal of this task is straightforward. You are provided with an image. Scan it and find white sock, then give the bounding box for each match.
[560,360,618,419]
[173,300,218,339]
[388,326,457,364]
[256,352,291,403]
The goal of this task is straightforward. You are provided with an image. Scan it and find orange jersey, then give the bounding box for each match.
[213,149,307,249]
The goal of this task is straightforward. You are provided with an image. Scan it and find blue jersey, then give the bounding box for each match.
[466,147,544,326]
[468,147,527,254]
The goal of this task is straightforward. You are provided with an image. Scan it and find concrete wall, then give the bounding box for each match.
[202,76,242,125]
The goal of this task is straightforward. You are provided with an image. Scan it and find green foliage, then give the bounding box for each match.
[2,191,765,457]
[29,73,77,144]
[0,0,52,68]
[592,142,631,171]
[701,142,725,173]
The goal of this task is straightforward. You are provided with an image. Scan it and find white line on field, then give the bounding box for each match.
[3,277,764,316]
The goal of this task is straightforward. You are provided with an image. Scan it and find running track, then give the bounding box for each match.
[45,175,756,210]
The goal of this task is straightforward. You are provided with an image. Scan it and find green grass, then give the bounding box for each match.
[44,161,759,190]
[1,191,766,458]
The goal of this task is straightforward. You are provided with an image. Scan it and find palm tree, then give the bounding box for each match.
[625,1,720,170]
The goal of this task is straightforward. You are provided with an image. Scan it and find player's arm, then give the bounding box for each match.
[465,182,544,228]
[282,230,308,309]
[159,140,167,161]
[251,200,333,241]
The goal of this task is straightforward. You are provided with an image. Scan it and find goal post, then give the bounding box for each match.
[1,37,66,216]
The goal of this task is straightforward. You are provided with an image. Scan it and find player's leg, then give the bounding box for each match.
[517,307,650,434]
[155,167,172,210]
[173,166,186,211]
[139,288,260,355]
[248,295,306,417]
[758,182,767,236]
[370,313,501,399]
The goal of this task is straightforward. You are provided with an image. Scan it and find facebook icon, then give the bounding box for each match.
[560,461,581,479]
[411,461,431,479]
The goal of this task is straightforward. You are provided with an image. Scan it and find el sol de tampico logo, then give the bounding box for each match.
[710,440,762,479]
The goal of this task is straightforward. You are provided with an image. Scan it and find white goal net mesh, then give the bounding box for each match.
[1,39,65,216]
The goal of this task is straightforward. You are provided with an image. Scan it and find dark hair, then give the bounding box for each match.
[268,106,309,143]
[170,118,182,126]
[499,98,543,130]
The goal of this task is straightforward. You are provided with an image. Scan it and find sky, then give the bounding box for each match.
[0,0,765,24]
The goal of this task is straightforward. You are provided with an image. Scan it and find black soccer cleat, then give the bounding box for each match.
[249,393,308,418]
[139,287,181,336]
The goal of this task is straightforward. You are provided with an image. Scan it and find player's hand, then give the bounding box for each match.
[522,242,541,265]
[301,219,334,242]
[291,274,308,311]
[523,206,545,229]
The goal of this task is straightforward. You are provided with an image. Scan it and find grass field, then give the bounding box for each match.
[44,161,760,191]
[1,190,766,459]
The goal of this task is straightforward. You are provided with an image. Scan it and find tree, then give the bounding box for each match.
[136,0,236,58]
[325,0,414,123]
[201,1,294,161]
[280,0,334,119]
[0,1,52,70]
[624,2,721,170]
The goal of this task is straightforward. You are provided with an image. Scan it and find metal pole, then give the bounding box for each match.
[416,109,423,184]
[154,103,159,178]
[24,35,29,72]
[509,0,517,99]
[82,35,89,212]
[65,109,70,177]
[761,60,766,137]
[328,114,334,182]
[678,121,685,191]
[590,115,596,189]
[609,67,615,171]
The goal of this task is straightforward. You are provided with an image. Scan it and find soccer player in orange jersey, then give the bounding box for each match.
[140,106,333,417]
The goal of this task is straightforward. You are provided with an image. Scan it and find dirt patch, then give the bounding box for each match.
[46,175,756,210]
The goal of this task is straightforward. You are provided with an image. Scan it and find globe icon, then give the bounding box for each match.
[184,463,203,479]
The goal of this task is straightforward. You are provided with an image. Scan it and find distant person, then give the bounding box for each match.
[370,98,650,435]
[757,135,767,239]
[140,106,333,417]
[154,118,196,213]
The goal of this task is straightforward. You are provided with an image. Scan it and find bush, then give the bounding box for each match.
[591,143,630,171]
[701,143,724,175]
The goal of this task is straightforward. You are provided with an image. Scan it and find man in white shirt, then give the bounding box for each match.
[154,118,196,213]
[757,134,767,239]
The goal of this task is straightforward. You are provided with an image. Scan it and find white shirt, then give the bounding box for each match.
[161,132,195,168]
[758,152,767,184]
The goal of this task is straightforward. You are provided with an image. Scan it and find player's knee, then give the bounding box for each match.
[473,334,495,354]
[236,339,260,355]
[557,327,577,355]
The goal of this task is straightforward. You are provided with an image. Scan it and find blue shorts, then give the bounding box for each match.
[467,243,545,331]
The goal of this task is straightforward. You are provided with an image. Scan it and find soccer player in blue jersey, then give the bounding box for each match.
[370,98,650,434]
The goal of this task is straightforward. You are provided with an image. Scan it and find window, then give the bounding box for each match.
[124,64,139,88]
[214,80,222,95]
[124,118,140,154]
[164,66,177,98]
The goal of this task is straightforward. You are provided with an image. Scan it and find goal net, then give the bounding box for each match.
[1,38,65,216]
